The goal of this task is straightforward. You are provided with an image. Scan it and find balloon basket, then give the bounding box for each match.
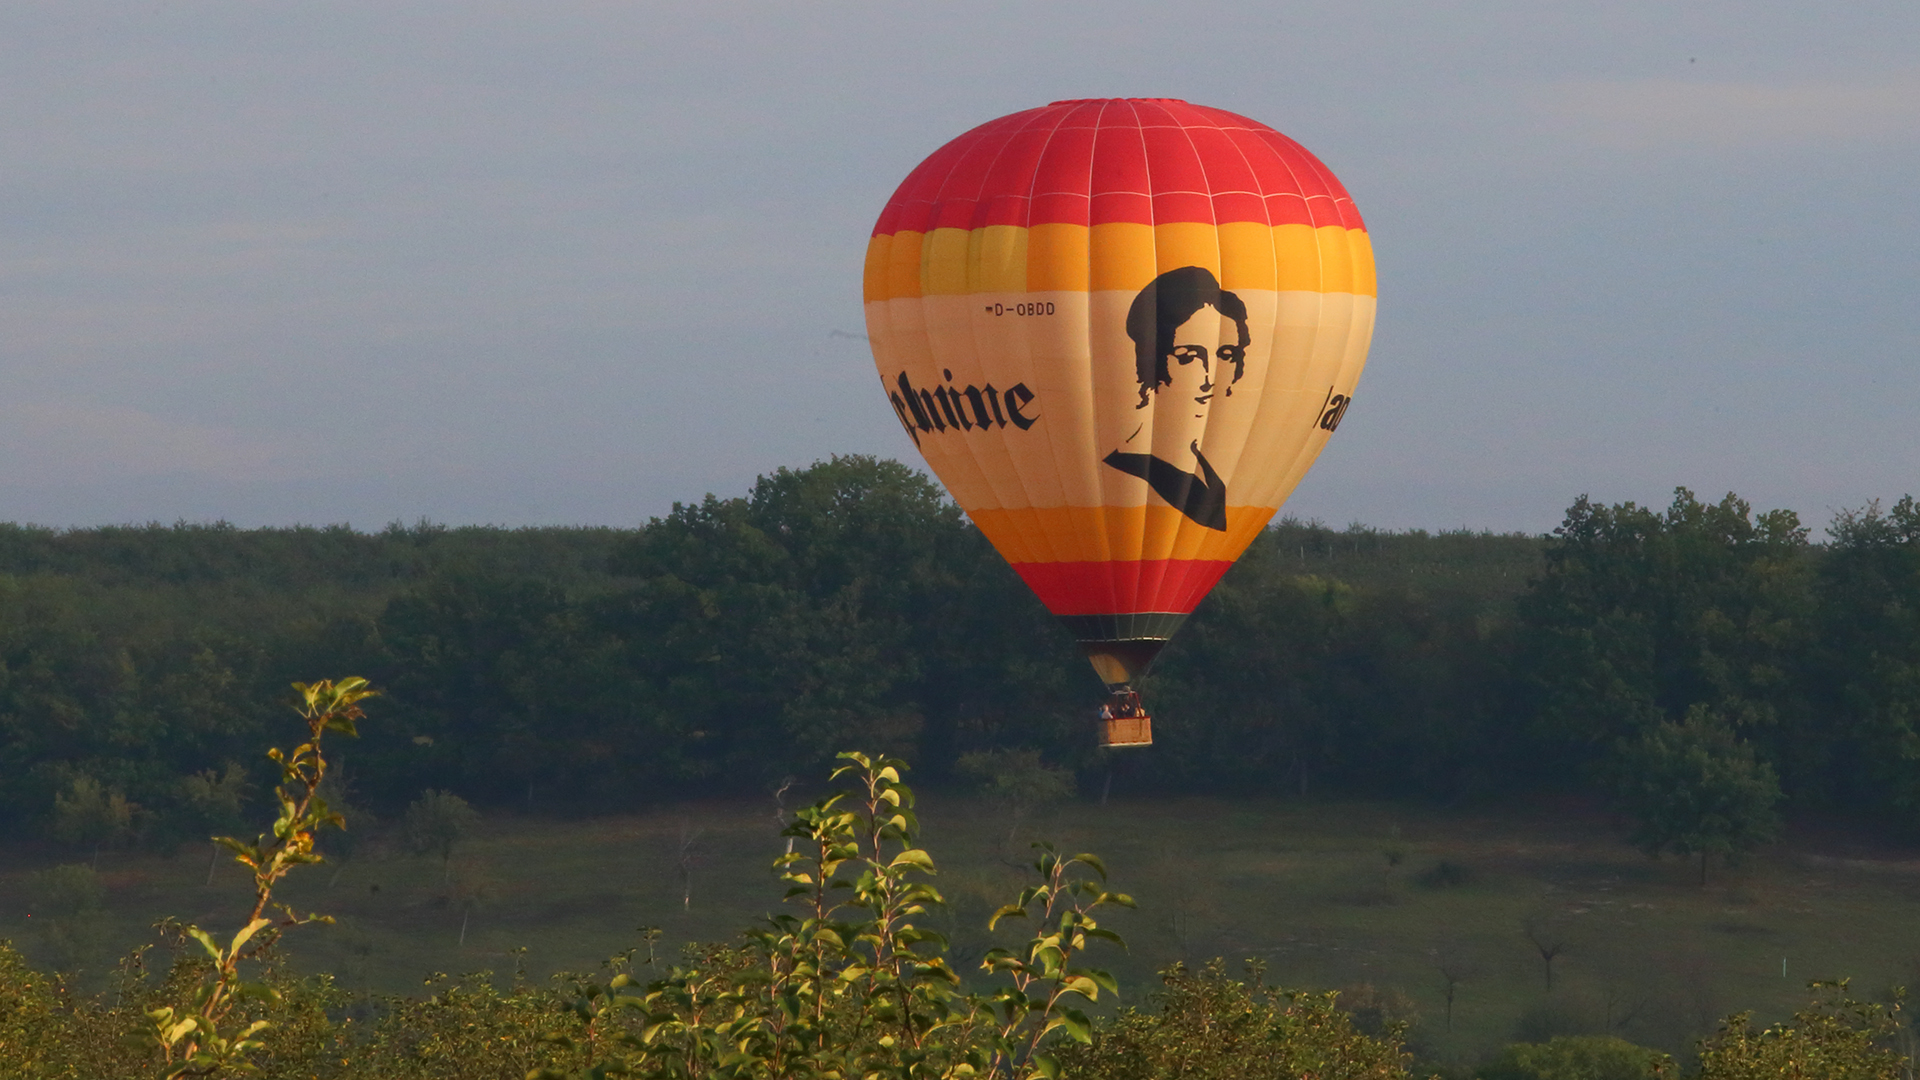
[1096,689,1153,747]
[1098,713,1153,748]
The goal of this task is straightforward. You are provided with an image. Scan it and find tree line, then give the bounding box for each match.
[3,456,1918,847]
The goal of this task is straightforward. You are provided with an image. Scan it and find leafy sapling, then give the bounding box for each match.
[982,845,1134,1079]
[135,677,376,1080]
[533,750,1133,1080]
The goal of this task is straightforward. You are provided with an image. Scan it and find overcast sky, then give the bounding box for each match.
[2,2,1914,533]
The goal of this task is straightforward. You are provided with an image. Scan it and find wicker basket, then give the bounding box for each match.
[1097,714,1153,748]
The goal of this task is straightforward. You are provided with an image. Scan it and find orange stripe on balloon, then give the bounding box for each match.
[968,504,1273,565]
[885,230,923,300]
[1011,559,1236,617]
[862,232,893,305]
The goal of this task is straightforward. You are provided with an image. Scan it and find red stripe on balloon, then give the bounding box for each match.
[1010,559,1235,617]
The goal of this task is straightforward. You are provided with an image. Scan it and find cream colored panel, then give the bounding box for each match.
[1243,294,1375,510]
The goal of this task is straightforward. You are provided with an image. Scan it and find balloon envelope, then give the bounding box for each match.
[863,98,1375,689]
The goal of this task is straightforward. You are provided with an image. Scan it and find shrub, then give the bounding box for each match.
[25,865,110,973]
[0,939,349,1080]
[1478,1035,1668,1079]
[353,970,560,1079]
[1694,980,1907,1079]
[0,940,100,1078]
[1059,959,1416,1080]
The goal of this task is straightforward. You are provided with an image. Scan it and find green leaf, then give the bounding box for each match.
[185,926,224,963]
[889,848,936,873]
[988,904,1028,930]
[228,916,274,955]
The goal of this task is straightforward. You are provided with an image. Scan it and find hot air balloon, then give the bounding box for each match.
[863,99,1375,747]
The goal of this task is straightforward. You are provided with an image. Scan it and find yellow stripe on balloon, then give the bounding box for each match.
[1216,222,1278,292]
[969,225,1028,293]
[1349,227,1378,297]
[1028,223,1089,292]
[867,225,1376,302]
[1085,224,1158,292]
[966,505,1275,565]
[921,228,971,296]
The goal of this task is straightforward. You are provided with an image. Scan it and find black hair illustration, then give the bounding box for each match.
[1123,265,1252,409]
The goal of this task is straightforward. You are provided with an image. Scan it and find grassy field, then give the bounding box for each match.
[4,790,1918,1068]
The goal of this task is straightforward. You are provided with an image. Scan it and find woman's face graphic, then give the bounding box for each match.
[1161,306,1241,420]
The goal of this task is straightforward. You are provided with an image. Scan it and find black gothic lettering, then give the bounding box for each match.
[916,388,946,432]
[1004,384,1037,429]
[933,386,967,429]
[895,373,934,432]
[963,386,995,428]
[886,371,1038,438]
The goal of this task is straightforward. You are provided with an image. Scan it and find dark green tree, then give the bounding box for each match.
[50,774,140,865]
[1611,705,1782,884]
[1811,496,1920,827]
[957,747,1076,844]
[605,454,1079,784]
[1152,522,1529,800]
[404,788,482,884]
[1518,488,1814,791]
[366,572,637,808]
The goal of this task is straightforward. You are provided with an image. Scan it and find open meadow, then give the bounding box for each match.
[4,789,1917,1067]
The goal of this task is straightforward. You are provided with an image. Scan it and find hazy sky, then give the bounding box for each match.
[3,2,1914,533]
